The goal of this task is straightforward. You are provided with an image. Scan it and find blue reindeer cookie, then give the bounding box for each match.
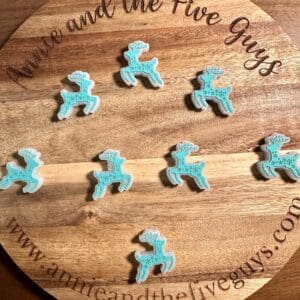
[0,148,44,193]
[135,229,175,284]
[192,66,235,116]
[120,40,164,88]
[257,133,300,181]
[58,70,100,120]
[166,141,210,190]
[92,149,134,200]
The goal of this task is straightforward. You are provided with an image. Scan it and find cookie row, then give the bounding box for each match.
[0,134,299,198]
[56,40,234,120]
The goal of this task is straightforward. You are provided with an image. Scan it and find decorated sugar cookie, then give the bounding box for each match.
[120,40,164,88]
[0,148,44,193]
[192,66,234,116]
[257,133,300,181]
[58,70,100,120]
[167,141,210,190]
[135,229,175,284]
[92,149,133,200]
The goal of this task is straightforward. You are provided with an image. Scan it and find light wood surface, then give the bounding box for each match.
[0,0,299,299]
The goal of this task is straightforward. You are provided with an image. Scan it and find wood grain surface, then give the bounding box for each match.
[0,0,299,299]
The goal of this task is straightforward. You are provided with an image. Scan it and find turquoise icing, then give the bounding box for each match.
[135,229,175,284]
[167,141,210,190]
[120,41,164,88]
[257,133,300,181]
[0,148,44,193]
[58,70,99,120]
[192,66,234,116]
[92,149,134,200]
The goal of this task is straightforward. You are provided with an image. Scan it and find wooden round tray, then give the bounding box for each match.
[0,0,299,299]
